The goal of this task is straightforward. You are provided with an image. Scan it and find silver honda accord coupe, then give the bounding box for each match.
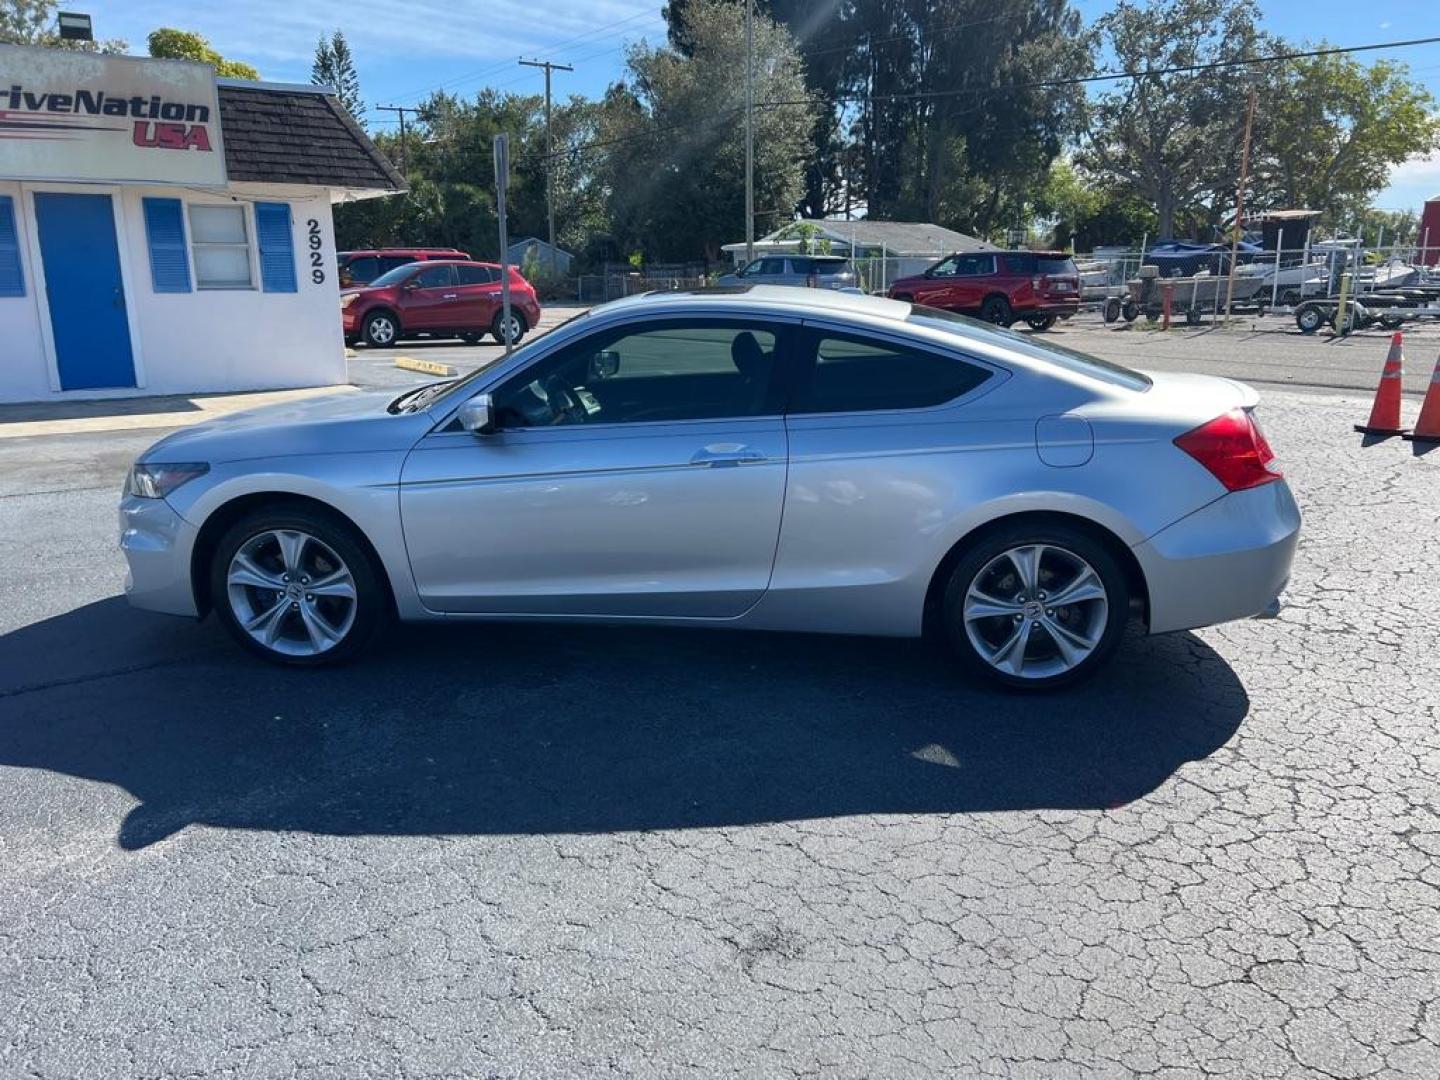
[120,286,1299,689]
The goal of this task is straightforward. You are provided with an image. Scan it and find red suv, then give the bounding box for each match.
[888,250,1080,329]
[336,248,471,287]
[341,260,542,348]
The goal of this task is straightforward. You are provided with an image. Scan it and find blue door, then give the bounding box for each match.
[34,193,136,390]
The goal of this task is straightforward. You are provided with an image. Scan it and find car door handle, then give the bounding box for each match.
[442,293,458,299]
[691,445,768,467]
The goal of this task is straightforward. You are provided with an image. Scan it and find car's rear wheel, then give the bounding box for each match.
[979,295,1013,326]
[1025,314,1057,331]
[363,310,399,348]
[942,522,1129,691]
[491,310,527,345]
[459,332,482,345]
[210,506,389,666]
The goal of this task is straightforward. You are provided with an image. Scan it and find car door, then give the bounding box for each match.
[454,263,500,331]
[397,263,458,331]
[763,322,1003,631]
[949,254,996,311]
[910,255,963,308]
[400,316,794,617]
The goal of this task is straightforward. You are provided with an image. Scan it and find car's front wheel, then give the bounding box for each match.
[942,522,1130,690]
[210,506,389,666]
[363,310,399,348]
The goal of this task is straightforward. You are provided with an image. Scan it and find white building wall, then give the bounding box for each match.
[0,180,347,404]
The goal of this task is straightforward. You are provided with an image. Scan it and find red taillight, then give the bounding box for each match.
[1173,408,1282,492]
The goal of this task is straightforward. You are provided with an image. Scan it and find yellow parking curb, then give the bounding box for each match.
[394,356,456,377]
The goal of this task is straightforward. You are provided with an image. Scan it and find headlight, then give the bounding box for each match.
[126,462,209,499]
[340,293,358,308]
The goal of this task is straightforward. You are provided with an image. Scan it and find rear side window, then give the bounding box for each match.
[789,258,813,274]
[813,260,851,276]
[457,264,498,285]
[1004,253,1036,274]
[1038,256,1078,275]
[379,255,416,274]
[791,331,992,414]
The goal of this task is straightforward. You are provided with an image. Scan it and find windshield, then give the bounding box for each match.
[367,264,418,289]
[906,305,1151,390]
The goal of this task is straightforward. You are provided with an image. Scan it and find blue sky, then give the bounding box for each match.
[86,0,1440,209]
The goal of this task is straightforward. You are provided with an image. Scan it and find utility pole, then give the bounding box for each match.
[494,133,513,357]
[1224,85,1257,321]
[519,58,574,276]
[744,0,755,265]
[374,103,417,172]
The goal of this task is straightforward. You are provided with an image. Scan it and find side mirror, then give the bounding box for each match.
[590,349,620,380]
[457,394,496,435]
[403,278,420,292]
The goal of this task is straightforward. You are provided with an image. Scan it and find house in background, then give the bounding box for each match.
[722,220,996,286]
[0,43,403,404]
[506,237,573,276]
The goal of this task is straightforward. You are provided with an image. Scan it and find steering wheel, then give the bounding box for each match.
[540,375,586,425]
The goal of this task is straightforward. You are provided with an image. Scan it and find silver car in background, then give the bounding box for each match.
[120,287,1298,689]
[717,255,861,291]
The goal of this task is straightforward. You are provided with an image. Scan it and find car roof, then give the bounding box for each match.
[599,284,908,320]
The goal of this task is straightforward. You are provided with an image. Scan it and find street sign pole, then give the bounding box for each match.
[494,133,513,357]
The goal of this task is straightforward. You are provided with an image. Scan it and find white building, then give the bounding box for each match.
[0,44,403,404]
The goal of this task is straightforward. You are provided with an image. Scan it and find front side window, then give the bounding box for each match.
[189,204,251,289]
[492,320,783,428]
[790,331,992,414]
[954,254,996,277]
[412,264,456,289]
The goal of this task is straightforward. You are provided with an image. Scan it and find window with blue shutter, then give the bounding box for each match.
[0,196,24,298]
[142,197,191,293]
[254,202,297,293]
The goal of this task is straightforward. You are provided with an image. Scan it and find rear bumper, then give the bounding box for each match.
[1030,299,1081,316]
[119,495,200,617]
[1133,480,1300,634]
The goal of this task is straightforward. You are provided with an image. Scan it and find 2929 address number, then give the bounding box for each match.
[307,219,325,284]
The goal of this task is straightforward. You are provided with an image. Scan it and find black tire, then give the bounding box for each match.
[1025,314,1057,331]
[1295,302,1326,334]
[1380,313,1406,330]
[1102,297,1122,324]
[1185,308,1203,326]
[491,309,528,345]
[1121,300,1140,323]
[892,293,913,304]
[979,295,1014,327]
[362,310,400,348]
[459,332,483,345]
[209,505,390,667]
[941,521,1130,691]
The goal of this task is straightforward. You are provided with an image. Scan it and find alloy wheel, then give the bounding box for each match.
[960,543,1109,680]
[226,529,358,657]
[368,316,396,345]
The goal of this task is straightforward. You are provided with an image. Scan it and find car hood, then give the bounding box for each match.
[139,388,435,465]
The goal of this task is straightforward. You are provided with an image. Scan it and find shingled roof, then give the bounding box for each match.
[217,81,405,194]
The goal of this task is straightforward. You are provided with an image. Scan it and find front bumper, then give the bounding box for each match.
[1133,480,1300,635]
[119,494,201,617]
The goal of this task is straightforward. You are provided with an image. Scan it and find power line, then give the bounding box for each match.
[372,103,418,170]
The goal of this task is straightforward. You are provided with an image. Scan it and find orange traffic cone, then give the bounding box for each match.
[1355,332,1409,436]
[1402,352,1440,443]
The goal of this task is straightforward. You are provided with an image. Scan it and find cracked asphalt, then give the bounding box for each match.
[1,379,1437,1077]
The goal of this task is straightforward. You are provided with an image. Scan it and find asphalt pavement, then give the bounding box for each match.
[1,331,1438,1076]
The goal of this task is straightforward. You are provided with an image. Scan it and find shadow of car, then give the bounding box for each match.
[0,597,1249,850]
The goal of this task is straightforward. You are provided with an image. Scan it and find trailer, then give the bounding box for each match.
[1103,267,1270,325]
[1293,287,1440,334]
